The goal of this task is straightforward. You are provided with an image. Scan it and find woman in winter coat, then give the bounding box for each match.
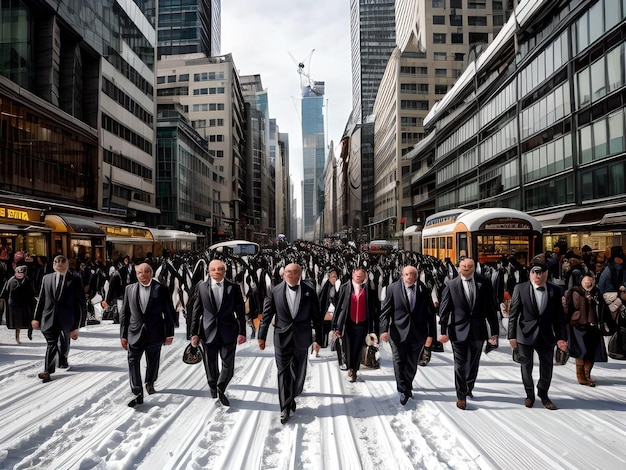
[565,274,607,386]
[0,265,37,343]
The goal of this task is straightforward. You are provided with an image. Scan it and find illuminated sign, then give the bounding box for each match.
[482,218,532,230]
[0,206,31,221]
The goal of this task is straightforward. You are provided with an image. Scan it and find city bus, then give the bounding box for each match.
[209,240,260,258]
[368,239,399,255]
[421,208,543,266]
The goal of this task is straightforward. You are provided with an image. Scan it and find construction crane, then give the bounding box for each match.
[288,49,323,96]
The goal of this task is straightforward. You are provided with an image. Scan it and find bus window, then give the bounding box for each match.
[458,233,468,259]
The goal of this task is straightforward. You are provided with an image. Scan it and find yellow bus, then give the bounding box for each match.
[421,208,543,266]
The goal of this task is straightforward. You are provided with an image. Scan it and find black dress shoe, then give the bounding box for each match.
[400,393,410,406]
[58,362,69,369]
[210,388,218,398]
[38,372,51,383]
[27,329,33,340]
[524,397,535,408]
[291,400,296,412]
[128,394,144,407]
[218,390,230,406]
[456,399,467,410]
[280,408,290,425]
[145,383,156,395]
[467,391,474,399]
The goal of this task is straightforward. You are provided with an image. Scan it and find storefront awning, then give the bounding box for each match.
[127,201,161,214]
[45,214,105,235]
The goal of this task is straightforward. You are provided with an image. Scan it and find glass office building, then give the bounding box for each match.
[416,0,626,253]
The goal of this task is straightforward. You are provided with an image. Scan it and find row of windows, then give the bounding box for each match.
[104,149,153,181]
[193,87,225,95]
[520,82,570,139]
[523,134,572,183]
[437,148,478,185]
[574,0,626,55]
[400,100,429,110]
[432,0,487,8]
[518,30,567,98]
[576,41,626,109]
[433,15,501,26]
[582,159,626,201]
[479,159,519,199]
[479,79,516,129]
[101,113,153,155]
[479,119,516,164]
[157,87,188,96]
[192,103,225,112]
[102,78,153,126]
[579,108,626,165]
[525,175,573,211]
[436,116,478,160]
[194,72,225,81]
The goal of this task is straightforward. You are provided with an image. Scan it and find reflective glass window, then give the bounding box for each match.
[608,110,625,154]
[577,67,591,107]
[590,59,606,102]
[592,120,608,159]
[579,125,592,164]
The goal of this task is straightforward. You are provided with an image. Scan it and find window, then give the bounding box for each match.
[167,75,176,83]
[452,33,464,43]
[433,33,446,44]
[493,15,505,26]
[417,67,428,75]
[468,0,486,8]
[469,32,488,44]
[432,0,445,7]
[450,15,462,26]
[454,53,465,61]
[433,15,445,24]
[435,84,448,94]
[435,68,447,77]
[400,66,416,74]
[468,16,487,26]
[435,52,447,61]
[451,0,462,7]
[178,73,189,82]
[157,76,165,84]
[417,84,429,93]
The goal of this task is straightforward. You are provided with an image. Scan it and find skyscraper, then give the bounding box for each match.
[157,0,221,58]
[301,81,325,240]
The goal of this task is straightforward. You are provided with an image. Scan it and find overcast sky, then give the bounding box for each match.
[221,0,353,206]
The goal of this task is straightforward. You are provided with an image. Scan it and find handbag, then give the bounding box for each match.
[182,343,204,364]
[554,347,569,365]
[512,347,521,363]
[608,327,626,360]
[418,345,431,367]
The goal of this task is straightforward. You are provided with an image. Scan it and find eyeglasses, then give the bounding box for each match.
[530,268,546,275]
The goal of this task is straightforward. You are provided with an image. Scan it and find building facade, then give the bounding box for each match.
[370,0,503,240]
[301,81,326,240]
[156,53,246,240]
[417,0,626,253]
[157,0,221,58]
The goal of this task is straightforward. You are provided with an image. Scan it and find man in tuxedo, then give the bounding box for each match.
[438,257,499,410]
[332,267,380,383]
[258,263,323,424]
[32,255,84,382]
[190,259,246,406]
[118,255,137,288]
[380,265,436,405]
[120,263,176,407]
[508,254,568,410]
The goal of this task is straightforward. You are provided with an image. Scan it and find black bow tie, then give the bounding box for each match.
[288,284,299,291]
[536,286,546,291]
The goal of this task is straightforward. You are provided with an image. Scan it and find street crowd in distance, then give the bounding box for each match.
[1,239,625,423]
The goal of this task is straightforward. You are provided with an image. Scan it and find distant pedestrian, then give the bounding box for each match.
[0,265,37,343]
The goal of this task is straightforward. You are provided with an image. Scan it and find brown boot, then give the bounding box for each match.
[575,359,586,385]
[583,360,596,387]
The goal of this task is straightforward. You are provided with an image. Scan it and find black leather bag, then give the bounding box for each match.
[182,343,204,365]
[418,345,431,367]
[554,347,569,365]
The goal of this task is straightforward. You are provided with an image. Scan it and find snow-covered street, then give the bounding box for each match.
[1,321,625,469]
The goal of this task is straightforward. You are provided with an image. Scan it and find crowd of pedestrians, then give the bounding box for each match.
[1,239,626,422]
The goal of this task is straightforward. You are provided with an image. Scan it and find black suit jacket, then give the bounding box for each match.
[380,279,436,343]
[258,280,323,350]
[507,281,567,346]
[190,278,246,344]
[34,271,84,332]
[120,280,176,347]
[438,274,499,342]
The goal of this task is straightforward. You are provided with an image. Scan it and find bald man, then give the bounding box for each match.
[380,265,436,405]
[258,263,323,424]
[190,259,246,406]
[120,263,176,407]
